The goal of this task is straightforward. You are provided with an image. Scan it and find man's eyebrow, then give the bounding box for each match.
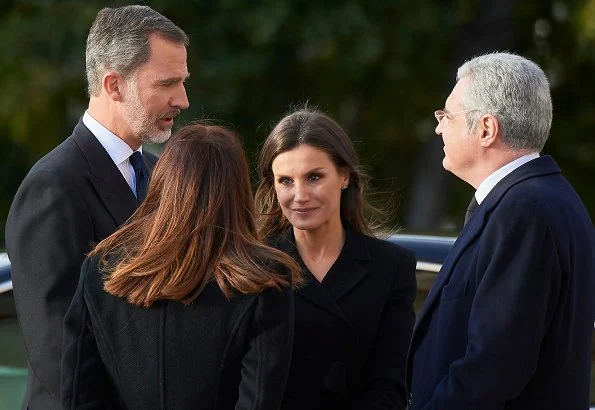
[155,73,191,85]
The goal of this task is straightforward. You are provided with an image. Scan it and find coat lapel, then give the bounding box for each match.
[298,277,352,326]
[321,228,370,301]
[274,230,366,329]
[72,120,138,226]
[415,217,483,324]
[414,156,562,328]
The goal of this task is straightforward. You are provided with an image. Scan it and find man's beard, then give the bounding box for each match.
[122,83,178,145]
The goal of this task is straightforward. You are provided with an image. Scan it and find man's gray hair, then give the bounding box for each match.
[457,52,552,152]
[86,5,189,97]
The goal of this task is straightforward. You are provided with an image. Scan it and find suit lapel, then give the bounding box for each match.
[414,156,562,328]
[72,120,138,226]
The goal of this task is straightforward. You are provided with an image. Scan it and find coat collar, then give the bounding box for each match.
[274,226,371,326]
[322,226,371,300]
[72,119,138,226]
[415,155,561,325]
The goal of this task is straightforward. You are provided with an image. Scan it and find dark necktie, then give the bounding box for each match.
[129,151,148,203]
[464,195,479,226]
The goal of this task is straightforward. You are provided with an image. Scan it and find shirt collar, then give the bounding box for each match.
[475,152,540,204]
[82,111,142,166]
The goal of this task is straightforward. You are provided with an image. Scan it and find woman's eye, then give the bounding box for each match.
[307,174,321,182]
[278,177,292,185]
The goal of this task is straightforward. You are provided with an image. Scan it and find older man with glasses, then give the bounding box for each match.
[407,52,595,410]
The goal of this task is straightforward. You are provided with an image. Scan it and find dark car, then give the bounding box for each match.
[0,253,27,409]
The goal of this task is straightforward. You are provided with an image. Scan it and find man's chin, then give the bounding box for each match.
[442,157,450,171]
[140,130,172,145]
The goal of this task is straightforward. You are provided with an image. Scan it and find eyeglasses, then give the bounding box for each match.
[434,109,479,123]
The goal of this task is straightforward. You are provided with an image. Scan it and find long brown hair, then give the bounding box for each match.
[255,106,376,238]
[91,123,300,307]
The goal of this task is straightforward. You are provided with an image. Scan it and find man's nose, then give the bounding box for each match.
[172,83,189,110]
[435,120,443,136]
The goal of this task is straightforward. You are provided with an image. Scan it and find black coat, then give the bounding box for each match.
[5,120,157,410]
[407,156,595,410]
[272,228,417,410]
[61,255,294,410]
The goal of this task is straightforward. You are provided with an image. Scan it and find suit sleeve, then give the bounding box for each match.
[422,200,560,410]
[353,249,417,410]
[61,257,114,410]
[5,169,93,402]
[235,278,294,410]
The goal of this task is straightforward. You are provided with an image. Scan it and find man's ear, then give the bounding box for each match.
[102,71,124,102]
[479,114,499,147]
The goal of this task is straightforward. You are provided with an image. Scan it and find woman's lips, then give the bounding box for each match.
[293,207,317,215]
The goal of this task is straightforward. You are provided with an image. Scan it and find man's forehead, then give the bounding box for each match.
[446,78,468,108]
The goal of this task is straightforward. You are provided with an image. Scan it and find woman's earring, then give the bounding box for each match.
[341,182,348,190]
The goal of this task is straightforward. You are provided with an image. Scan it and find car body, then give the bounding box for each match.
[0,253,16,318]
[0,253,11,293]
[0,252,15,318]
[388,234,456,310]
[0,253,27,409]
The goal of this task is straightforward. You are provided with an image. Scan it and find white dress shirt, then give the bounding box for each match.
[82,111,142,196]
[475,152,540,204]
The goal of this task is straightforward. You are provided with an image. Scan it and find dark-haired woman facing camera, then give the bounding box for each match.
[255,107,417,410]
[61,123,301,410]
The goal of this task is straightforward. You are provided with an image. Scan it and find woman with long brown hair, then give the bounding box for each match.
[61,123,300,410]
[255,107,417,409]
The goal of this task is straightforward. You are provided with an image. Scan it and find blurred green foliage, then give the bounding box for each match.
[1,0,594,246]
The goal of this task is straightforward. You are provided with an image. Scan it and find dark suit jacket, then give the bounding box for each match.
[272,228,417,410]
[407,155,595,410]
[5,120,157,410]
[61,255,294,410]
